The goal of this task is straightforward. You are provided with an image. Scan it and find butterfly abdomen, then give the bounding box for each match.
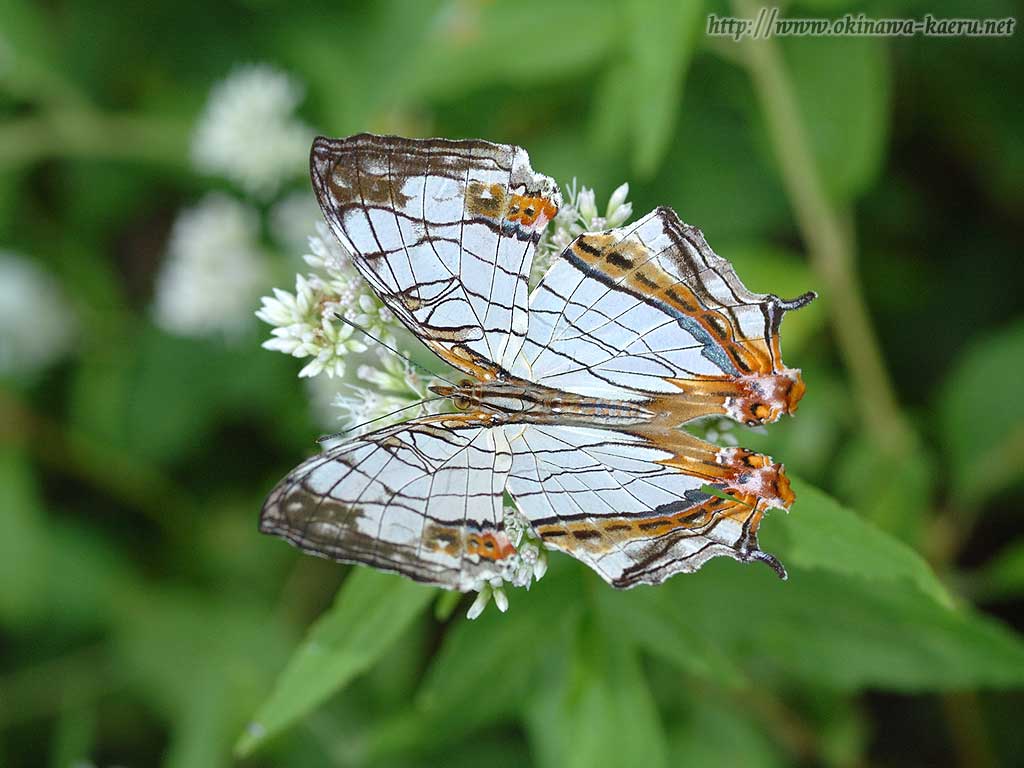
[437,378,655,426]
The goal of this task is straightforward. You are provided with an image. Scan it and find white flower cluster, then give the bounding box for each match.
[154,194,269,338]
[256,222,398,379]
[533,180,633,286]
[192,64,312,198]
[466,506,549,620]
[0,252,76,376]
[331,348,443,435]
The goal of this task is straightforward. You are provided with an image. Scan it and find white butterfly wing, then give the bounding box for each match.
[515,207,814,425]
[261,415,517,591]
[311,133,560,377]
[504,423,792,587]
[265,136,813,592]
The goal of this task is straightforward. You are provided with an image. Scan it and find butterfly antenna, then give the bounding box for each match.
[335,314,458,387]
[318,394,447,444]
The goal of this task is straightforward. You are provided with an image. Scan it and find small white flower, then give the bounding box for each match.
[465,504,548,618]
[466,584,493,620]
[576,186,598,222]
[532,550,548,581]
[606,182,632,227]
[607,182,630,215]
[154,194,268,338]
[0,252,76,376]
[303,221,350,273]
[492,586,509,613]
[304,222,396,342]
[192,64,312,198]
[257,272,371,379]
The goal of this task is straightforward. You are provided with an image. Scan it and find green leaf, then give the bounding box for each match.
[669,699,785,768]
[780,35,889,202]
[636,480,1024,691]
[401,0,618,101]
[589,0,702,178]
[0,447,48,627]
[45,521,137,631]
[594,584,746,686]
[235,569,435,757]
[364,559,584,760]
[939,319,1024,507]
[113,585,293,768]
[833,431,937,545]
[49,703,98,768]
[0,0,82,106]
[768,477,951,608]
[653,58,791,241]
[626,0,703,177]
[69,324,301,465]
[663,561,1024,691]
[594,481,1017,693]
[164,680,233,768]
[972,539,1024,603]
[524,617,668,768]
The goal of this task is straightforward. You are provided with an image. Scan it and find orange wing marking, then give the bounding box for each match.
[570,235,776,375]
[467,181,558,232]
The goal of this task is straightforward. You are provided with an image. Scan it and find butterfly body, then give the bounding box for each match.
[261,134,815,593]
[431,378,656,427]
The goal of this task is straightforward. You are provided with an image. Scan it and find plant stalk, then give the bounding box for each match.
[731,0,912,455]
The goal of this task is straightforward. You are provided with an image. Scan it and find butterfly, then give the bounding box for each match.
[260,134,815,592]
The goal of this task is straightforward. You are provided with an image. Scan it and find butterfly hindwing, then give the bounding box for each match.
[311,134,560,377]
[505,423,792,587]
[260,414,517,591]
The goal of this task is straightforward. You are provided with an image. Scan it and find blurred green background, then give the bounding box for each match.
[2,0,1024,766]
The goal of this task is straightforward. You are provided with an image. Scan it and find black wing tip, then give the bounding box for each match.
[745,549,789,580]
[778,291,817,311]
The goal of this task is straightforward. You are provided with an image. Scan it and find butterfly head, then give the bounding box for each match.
[429,379,476,411]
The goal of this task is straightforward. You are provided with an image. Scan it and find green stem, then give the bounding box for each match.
[0,389,193,538]
[0,109,190,170]
[730,0,912,455]
[728,8,995,765]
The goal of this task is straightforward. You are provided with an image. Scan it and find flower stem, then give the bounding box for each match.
[0,109,189,170]
[730,0,912,455]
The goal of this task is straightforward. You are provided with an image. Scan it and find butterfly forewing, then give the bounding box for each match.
[516,207,814,426]
[311,134,560,377]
